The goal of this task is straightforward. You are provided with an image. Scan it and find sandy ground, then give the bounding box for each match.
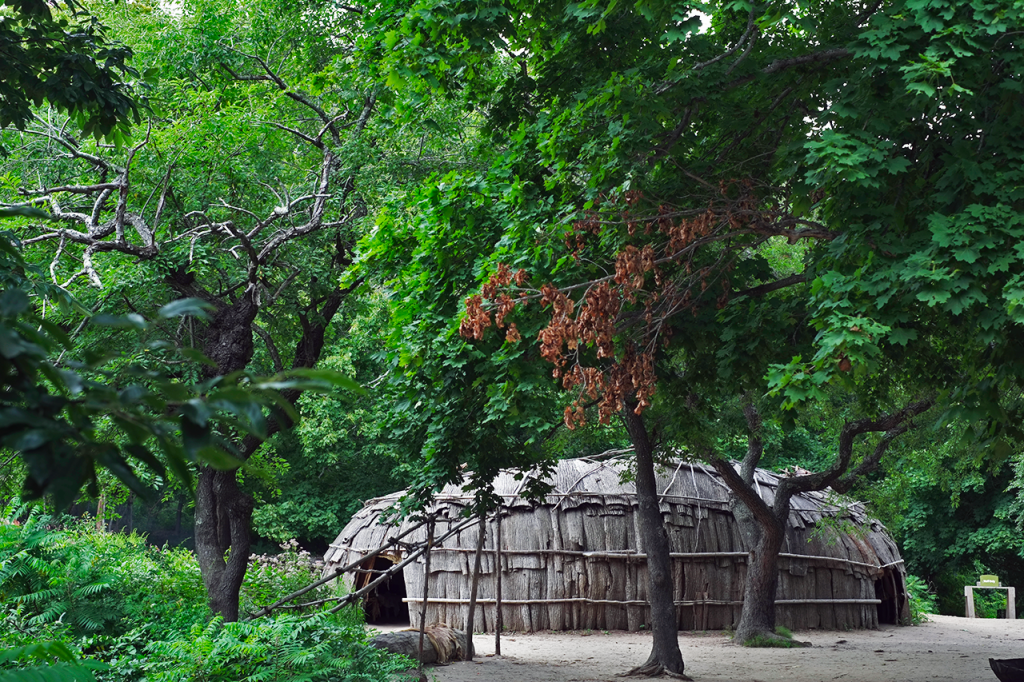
[379,615,1024,682]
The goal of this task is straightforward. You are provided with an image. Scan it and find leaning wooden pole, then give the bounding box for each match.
[417,518,435,674]
[494,504,503,656]
[465,507,486,661]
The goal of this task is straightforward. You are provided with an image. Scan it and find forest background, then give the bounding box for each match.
[1,0,1023,678]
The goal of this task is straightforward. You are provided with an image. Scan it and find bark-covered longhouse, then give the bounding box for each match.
[325,457,909,632]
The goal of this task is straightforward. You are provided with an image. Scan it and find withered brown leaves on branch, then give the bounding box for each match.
[459,184,811,430]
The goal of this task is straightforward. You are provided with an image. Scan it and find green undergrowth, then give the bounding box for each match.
[0,503,410,681]
[742,625,806,648]
[905,574,938,624]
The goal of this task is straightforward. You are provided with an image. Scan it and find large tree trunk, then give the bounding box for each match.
[192,292,260,621]
[709,401,796,645]
[733,509,786,643]
[621,405,690,680]
[195,466,254,622]
[189,285,349,621]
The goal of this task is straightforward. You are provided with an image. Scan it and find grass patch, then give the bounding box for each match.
[742,626,805,648]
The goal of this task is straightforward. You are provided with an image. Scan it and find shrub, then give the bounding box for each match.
[0,503,409,682]
[144,612,411,682]
[905,574,938,625]
[0,508,124,635]
[241,540,338,618]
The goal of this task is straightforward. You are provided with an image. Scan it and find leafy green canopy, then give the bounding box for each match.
[0,0,140,148]
[359,0,873,477]
[775,0,1024,418]
[0,230,355,509]
[368,0,1024,430]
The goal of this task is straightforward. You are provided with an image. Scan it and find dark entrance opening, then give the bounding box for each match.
[360,556,409,625]
[875,568,904,625]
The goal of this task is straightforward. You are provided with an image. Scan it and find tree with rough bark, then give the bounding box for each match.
[704,399,934,642]
[387,0,1024,662]
[0,230,332,514]
[0,0,383,620]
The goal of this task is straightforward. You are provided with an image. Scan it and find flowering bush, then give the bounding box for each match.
[241,539,344,617]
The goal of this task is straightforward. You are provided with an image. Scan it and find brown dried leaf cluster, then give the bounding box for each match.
[459,181,770,429]
[566,210,603,253]
[459,294,490,340]
[664,208,718,258]
[577,282,620,359]
[614,244,658,300]
[461,263,529,342]
[560,345,656,428]
[538,283,577,364]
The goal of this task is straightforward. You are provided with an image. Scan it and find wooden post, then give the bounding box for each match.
[964,585,976,618]
[465,510,486,661]
[95,492,106,532]
[495,505,503,656]
[417,517,435,674]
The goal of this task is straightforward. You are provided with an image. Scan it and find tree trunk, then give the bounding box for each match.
[733,510,785,643]
[185,263,352,620]
[621,405,690,680]
[708,403,796,646]
[465,509,486,660]
[194,466,253,622]
[495,506,502,656]
[95,491,106,532]
[192,292,260,622]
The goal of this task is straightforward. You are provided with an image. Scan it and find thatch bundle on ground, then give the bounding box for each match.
[325,457,908,633]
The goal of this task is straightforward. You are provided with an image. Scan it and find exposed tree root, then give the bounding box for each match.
[618,662,694,679]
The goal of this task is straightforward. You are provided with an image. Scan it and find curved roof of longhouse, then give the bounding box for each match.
[326,456,903,574]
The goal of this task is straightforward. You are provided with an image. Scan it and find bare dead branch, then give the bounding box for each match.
[82,244,103,288]
[266,266,301,307]
[84,188,112,232]
[49,235,66,285]
[24,123,110,171]
[252,322,284,372]
[152,167,173,232]
[268,121,323,149]
[223,46,342,140]
[23,182,120,196]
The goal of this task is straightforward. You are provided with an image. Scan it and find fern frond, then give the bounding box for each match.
[0,662,96,682]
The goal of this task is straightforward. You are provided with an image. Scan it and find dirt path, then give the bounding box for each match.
[407,615,1024,682]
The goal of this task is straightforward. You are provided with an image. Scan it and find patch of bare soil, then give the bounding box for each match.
[408,615,1024,682]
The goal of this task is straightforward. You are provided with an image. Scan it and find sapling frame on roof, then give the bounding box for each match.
[325,457,909,632]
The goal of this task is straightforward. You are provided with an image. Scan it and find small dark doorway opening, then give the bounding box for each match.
[360,556,410,625]
[875,568,904,625]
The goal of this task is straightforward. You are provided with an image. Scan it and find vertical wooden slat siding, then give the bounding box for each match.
[327,458,907,632]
